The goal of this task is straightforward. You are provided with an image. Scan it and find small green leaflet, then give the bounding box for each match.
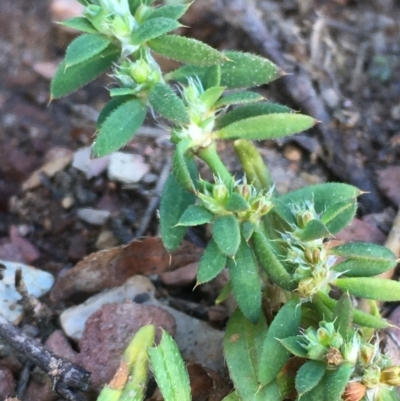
[60,17,98,33]
[215,113,316,141]
[97,96,132,128]
[295,360,326,396]
[149,35,226,66]
[148,331,191,401]
[177,205,213,226]
[258,298,301,385]
[51,45,119,99]
[217,102,292,129]
[172,140,196,192]
[220,51,282,89]
[149,83,189,124]
[212,215,241,257]
[146,4,189,21]
[64,34,111,68]
[197,239,227,284]
[160,166,197,253]
[214,91,264,108]
[228,239,261,323]
[92,99,146,157]
[131,18,181,45]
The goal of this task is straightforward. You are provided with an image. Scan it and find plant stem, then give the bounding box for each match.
[197,143,233,187]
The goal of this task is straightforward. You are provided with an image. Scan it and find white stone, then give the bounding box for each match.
[107,152,149,184]
[0,261,54,323]
[76,208,111,225]
[72,146,110,179]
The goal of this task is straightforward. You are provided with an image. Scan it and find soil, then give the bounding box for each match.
[1,0,400,400]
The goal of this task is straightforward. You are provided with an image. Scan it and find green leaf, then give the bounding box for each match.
[333,293,353,341]
[149,35,226,66]
[303,374,327,401]
[273,183,360,234]
[225,192,250,213]
[64,34,111,68]
[258,298,301,385]
[148,331,191,401]
[334,277,400,302]
[325,363,352,401]
[212,215,241,257]
[330,242,397,277]
[51,45,119,99]
[224,310,279,401]
[228,240,261,323]
[317,291,390,329]
[172,140,196,192]
[297,220,330,242]
[252,230,295,291]
[97,96,133,128]
[149,83,189,124]
[215,91,264,108]
[166,64,221,89]
[131,18,181,45]
[146,4,189,20]
[241,221,255,242]
[197,239,227,284]
[217,102,292,129]
[120,325,155,401]
[199,86,225,109]
[177,205,213,226]
[216,281,232,304]
[295,360,326,396]
[220,51,282,89]
[234,139,274,191]
[320,201,355,227]
[109,88,138,97]
[60,17,98,33]
[215,113,316,141]
[92,99,146,157]
[160,167,197,253]
[128,0,141,14]
[278,336,308,358]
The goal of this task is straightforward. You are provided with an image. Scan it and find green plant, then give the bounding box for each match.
[51,1,400,400]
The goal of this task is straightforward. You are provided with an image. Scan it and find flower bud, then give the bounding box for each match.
[212,183,228,204]
[330,333,344,349]
[296,210,314,228]
[317,327,331,347]
[362,365,381,388]
[341,382,366,401]
[129,60,150,84]
[359,343,375,366]
[380,366,400,386]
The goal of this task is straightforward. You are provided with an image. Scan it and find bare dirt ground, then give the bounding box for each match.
[1,0,400,400]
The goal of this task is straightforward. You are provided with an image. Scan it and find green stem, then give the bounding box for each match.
[197,143,233,187]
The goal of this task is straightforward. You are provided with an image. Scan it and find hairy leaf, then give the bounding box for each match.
[330,242,397,277]
[148,331,191,401]
[212,215,241,257]
[60,17,98,33]
[149,83,189,124]
[146,4,189,20]
[215,113,316,141]
[51,45,119,99]
[92,99,146,157]
[64,34,111,68]
[197,239,227,284]
[220,51,282,89]
[160,166,197,253]
[215,91,264,108]
[258,298,301,385]
[177,205,213,226]
[149,35,226,66]
[334,277,400,302]
[131,18,181,45]
[228,239,261,323]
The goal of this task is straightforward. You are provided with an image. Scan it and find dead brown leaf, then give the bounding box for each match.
[50,237,202,302]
